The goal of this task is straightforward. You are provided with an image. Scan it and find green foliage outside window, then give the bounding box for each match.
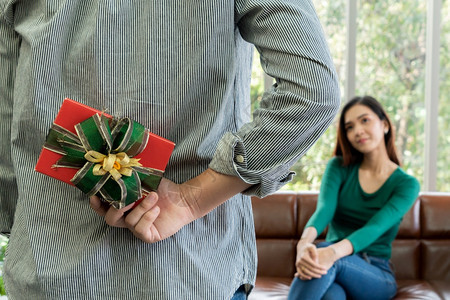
[0,235,7,295]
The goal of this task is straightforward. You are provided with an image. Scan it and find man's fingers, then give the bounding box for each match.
[125,193,159,227]
[90,196,108,216]
[133,206,161,243]
[124,192,162,243]
[103,202,134,227]
[90,192,163,243]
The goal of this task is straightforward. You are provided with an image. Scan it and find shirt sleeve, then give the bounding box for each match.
[347,175,420,253]
[305,157,345,235]
[209,0,340,197]
[0,1,20,235]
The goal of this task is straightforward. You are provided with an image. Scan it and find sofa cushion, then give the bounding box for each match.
[253,192,297,238]
[256,239,296,278]
[420,194,450,238]
[249,277,292,300]
[395,280,443,300]
[422,240,450,281]
[397,197,421,238]
[391,240,421,280]
[420,194,450,282]
[429,280,450,300]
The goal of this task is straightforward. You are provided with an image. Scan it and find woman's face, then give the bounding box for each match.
[343,104,388,155]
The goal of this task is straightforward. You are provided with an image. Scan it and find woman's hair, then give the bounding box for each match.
[333,95,401,166]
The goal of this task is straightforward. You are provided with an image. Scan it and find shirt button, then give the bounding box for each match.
[235,155,244,163]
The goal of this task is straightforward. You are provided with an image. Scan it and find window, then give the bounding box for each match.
[355,1,427,184]
[438,0,450,191]
[251,0,448,192]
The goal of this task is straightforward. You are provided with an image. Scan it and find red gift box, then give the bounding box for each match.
[35,98,175,205]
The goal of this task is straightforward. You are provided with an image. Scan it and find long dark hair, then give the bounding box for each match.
[333,95,400,166]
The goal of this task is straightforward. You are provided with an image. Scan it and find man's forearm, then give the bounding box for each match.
[180,168,253,219]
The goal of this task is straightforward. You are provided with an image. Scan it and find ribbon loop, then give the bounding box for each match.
[84,150,106,163]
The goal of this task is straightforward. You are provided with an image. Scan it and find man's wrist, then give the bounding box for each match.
[182,168,252,218]
[178,181,203,219]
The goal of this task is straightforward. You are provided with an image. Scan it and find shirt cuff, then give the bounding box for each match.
[209,132,294,198]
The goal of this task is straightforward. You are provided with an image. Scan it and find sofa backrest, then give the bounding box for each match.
[251,192,450,281]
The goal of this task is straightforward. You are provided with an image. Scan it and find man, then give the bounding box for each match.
[0,1,340,298]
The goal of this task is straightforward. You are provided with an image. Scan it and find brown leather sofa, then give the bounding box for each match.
[249,192,450,300]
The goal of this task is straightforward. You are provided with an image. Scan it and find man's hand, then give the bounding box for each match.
[90,177,198,243]
[90,168,252,243]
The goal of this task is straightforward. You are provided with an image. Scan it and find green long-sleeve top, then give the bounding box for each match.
[306,157,420,259]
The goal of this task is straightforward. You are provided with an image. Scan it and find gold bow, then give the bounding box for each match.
[84,151,143,181]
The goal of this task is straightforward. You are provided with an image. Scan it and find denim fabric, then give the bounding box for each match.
[231,285,248,300]
[288,242,397,300]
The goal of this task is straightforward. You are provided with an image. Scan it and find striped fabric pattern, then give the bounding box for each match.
[0,0,340,299]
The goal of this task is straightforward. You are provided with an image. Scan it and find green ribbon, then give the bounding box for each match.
[44,113,164,209]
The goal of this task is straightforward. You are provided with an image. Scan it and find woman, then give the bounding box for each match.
[288,96,420,300]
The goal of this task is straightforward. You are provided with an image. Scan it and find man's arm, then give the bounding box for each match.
[209,0,341,198]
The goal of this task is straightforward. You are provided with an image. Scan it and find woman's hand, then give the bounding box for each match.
[316,246,338,270]
[294,241,328,280]
[90,177,198,243]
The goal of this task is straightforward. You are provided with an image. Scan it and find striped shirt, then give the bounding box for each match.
[0,0,340,299]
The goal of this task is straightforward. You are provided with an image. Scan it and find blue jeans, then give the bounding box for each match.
[231,285,248,300]
[288,242,397,300]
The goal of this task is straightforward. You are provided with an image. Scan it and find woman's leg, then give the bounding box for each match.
[231,285,247,300]
[288,241,344,300]
[287,267,343,300]
[333,254,397,300]
[322,283,346,300]
[288,241,396,300]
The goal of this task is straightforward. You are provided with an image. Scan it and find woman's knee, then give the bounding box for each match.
[322,283,346,300]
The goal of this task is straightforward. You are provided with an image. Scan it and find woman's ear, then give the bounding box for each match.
[383,120,389,135]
